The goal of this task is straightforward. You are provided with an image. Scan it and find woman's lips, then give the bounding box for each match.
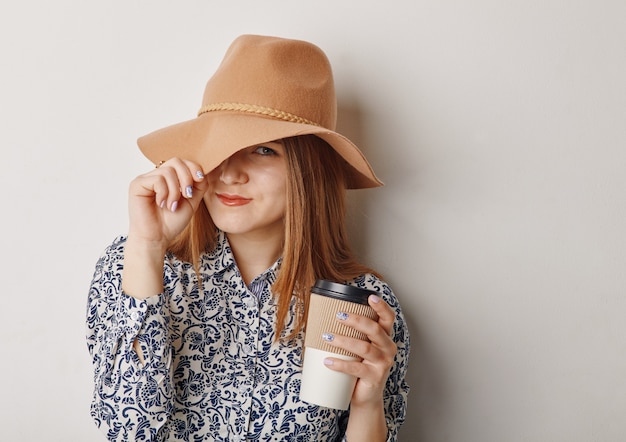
[216,193,252,206]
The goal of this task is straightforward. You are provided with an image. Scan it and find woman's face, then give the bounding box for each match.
[204,141,287,241]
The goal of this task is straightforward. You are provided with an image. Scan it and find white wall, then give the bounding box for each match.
[1,1,624,440]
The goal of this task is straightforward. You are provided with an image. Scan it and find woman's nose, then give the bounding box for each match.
[218,152,248,185]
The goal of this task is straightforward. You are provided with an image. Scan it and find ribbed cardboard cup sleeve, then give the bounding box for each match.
[304,293,378,359]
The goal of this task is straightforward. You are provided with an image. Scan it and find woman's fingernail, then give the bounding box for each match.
[369,294,381,303]
[171,201,178,212]
[323,358,334,366]
[196,170,204,179]
[185,185,193,198]
[336,312,349,321]
[322,333,334,342]
[160,199,166,209]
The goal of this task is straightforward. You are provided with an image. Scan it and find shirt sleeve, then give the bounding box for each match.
[382,281,411,441]
[86,237,174,441]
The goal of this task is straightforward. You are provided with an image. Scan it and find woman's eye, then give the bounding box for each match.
[254,145,277,156]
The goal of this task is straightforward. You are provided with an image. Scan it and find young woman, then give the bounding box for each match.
[87,34,409,441]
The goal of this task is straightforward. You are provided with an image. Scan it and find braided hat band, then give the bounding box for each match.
[198,103,321,127]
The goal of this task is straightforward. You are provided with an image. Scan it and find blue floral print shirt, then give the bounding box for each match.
[86,232,410,441]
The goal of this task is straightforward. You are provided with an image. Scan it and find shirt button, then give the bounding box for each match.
[245,298,256,307]
[130,311,140,321]
[233,436,243,442]
[243,344,254,355]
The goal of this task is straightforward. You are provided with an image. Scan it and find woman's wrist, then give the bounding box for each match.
[122,236,167,299]
[345,398,388,441]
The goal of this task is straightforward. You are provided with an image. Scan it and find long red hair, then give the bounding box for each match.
[168,135,378,339]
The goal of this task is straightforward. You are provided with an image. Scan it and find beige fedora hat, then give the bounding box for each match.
[137,34,382,189]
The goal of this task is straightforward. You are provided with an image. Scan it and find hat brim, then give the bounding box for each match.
[137,112,383,189]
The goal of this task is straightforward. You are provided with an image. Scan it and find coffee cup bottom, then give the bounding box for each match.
[299,347,358,410]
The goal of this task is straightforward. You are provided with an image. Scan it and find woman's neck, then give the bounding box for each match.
[226,231,283,286]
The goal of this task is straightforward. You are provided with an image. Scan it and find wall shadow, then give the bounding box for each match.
[336,102,372,262]
[337,101,447,441]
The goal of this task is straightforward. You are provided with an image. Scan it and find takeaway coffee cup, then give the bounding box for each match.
[299,279,380,410]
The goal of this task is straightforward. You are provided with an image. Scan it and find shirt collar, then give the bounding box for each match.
[205,230,282,283]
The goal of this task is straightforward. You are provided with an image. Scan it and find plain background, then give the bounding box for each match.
[1,1,624,441]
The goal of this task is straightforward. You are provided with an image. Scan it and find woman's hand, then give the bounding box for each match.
[323,295,397,440]
[127,158,208,248]
[325,294,396,405]
[122,158,208,299]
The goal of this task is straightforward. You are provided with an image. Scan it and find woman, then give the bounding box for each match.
[87,34,409,441]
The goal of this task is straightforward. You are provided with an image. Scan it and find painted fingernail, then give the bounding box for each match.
[323,358,334,366]
[171,201,178,212]
[336,312,349,321]
[160,199,166,209]
[322,333,334,342]
[196,170,204,179]
[185,185,193,198]
[369,294,381,303]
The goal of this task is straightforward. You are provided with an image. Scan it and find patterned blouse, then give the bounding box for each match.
[86,232,410,441]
